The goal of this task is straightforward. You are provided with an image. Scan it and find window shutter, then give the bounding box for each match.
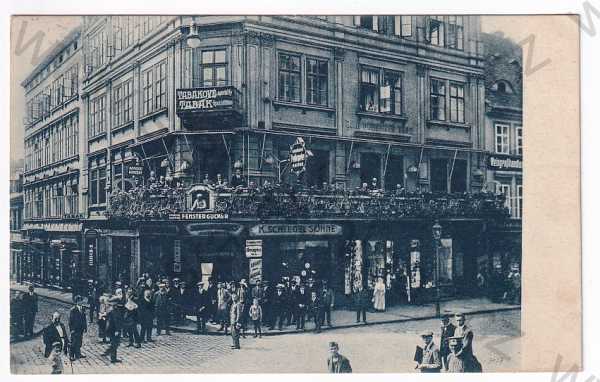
[394,16,401,35]
[354,16,361,26]
[372,16,378,31]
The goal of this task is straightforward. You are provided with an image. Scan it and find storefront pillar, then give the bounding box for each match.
[130,237,141,286]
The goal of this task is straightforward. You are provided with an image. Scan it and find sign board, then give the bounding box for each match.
[245,239,263,258]
[173,263,182,273]
[487,154,523,171]
[173,240,181,263]
[168,212,229,220]
[290,137,307,174]
[249,223,342,237]
[176,86,235,113]
[127,165,143,176]
[249,258,262,285]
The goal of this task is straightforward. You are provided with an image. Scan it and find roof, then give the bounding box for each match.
[21,25,82,88]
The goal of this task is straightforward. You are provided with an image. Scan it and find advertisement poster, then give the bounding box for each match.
[410,250,421,289]
[439,238,453,283]
[249,258,262,285]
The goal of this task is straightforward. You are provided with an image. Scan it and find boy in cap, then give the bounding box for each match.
[49,341,64,374]
[326,341,352,373]
[415,331,441,373]
[445,336,465,372]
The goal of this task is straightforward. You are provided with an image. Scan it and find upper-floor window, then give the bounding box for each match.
[87,28,106,72]
[429,16,445,47]
[142,60,168,116]
[394,16,413,37]
[447,16,464,50]
[516,125,523,155]
[306,58,328,106]
[89,156,107,206]
[430,79,446,120]
[359,67,403,115]
[113,16,137,52]
[278,53,301,103]
[64,64,78,99]
[354,16,378,31]
[89,94,106,138]
[201,49,227,87]
[495,123,510,154]
[428,16,464,50]
[449,83,465,123]
[113,79,133,127]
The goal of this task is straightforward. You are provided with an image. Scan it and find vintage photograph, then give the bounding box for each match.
[9,15,525,373]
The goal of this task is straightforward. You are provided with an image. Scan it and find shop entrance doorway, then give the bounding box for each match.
[279,241,332,283]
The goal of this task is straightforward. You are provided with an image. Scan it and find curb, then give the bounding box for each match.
[10,288,520,338]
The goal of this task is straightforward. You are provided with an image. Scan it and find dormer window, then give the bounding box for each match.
[492,80,514,94]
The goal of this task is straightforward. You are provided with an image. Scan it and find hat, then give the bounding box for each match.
[108,296,122,305]
[240,279,247,286]
[180,281,187,286]
[420,330,434,337]
[448,336,463,346]
[115,281,122,285]
[197,281,205,286]
[74,295,84,304]
[158,282,166,287]
[276,283,285,289]
[52,341,62,350]
[454,313,465,319]
[173,278,180,282]
[329,341,339,349]
[88,279,94,284]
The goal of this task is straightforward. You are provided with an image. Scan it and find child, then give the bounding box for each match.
[49,341,64,374]
[249,298,263,338]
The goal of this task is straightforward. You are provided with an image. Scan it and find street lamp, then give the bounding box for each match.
[183,23,202,49]
[432,220,442,318]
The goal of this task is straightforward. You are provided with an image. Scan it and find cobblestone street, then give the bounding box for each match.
[11,295,521,373]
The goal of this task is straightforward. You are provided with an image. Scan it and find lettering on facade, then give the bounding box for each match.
[127,165,143,176]
[249,223,343,237]
[488,155,523,171]
[176,86,234,113]
[169,212,229,220]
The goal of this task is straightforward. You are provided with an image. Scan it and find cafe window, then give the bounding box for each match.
[447,16,464,50]
[278,53,301,103]
[200,49,227,87]
[430,159,448,192]
[430,79,446,121]
[384,155,404,191]
[449,83,465,123]
[306,58,328,106]
[516,125,523,155]
[306,149,330,187]
[450,159,467,193]
[429,16,445,47]
[495,124,510,154]
[394,16,412,37]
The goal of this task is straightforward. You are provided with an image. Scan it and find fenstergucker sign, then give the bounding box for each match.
[176,86,235,113]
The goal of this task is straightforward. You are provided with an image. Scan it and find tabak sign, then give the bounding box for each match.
[176,86,235,114]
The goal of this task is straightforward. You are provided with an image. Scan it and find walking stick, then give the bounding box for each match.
[68,345,74,374]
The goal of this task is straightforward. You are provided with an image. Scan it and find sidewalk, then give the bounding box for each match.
[10,281,520,336]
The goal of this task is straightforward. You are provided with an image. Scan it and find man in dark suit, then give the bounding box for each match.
[295,284,309,330]
[353,286,370,324]
[137,288,155,342]
[308,291,324,333]
[206,279,218,323]
[154,283,171,335]
[270,284,286,331]
[102,296,124,363]
[194,282,208,334]
[68,296,88,361]
[21,285,39,337]
[43,312,69,359]
[327,341,352,373]
[440,315,456,371]
[286,280,299,326]
[321,280,334,327]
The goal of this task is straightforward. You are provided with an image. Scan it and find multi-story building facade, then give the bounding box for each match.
[10,170,24,282]
[18,16,508,303]
[483,31,523,274]
[19,27,83,289]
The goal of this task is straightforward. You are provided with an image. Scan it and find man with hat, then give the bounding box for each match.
[453,313,482,372]
[206,279,218,323]
[42,312,69,359]
[321,280,335,328]
[230,160,246,188]
[326,341,352,373]
[194,281,208,334]
[445,336,465,372]
[169,278,181,323]
[154,282,171,335]
[102,296,124,363]
[238,279,250,336]
[21,284,39,338]
[229,293,243,349]
[86,279,98,324]
[217,282,232,333]
[295,283,309,330]
[308,290,324,333]
[68,295,87,361]
[270,284,286,331]
[440,315,456,371]
[286,278,299,326]
[137,288,155,342]
[415,331,441,373]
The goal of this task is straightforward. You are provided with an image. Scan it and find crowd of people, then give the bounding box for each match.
[107,170,508,221]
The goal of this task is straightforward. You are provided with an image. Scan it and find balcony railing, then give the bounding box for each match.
[107,182,509,221]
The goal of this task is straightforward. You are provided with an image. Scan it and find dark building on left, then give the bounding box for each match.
[19,27,84,289]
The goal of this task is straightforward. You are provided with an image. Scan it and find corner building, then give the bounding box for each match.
[77,15,506,305]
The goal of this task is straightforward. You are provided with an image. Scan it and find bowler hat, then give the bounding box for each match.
[329,341,339,349]
[74,295,84,304]
[420,330,434,337]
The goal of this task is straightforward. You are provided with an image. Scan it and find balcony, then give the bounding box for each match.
[176,85,244,129]
[106,180,509,222]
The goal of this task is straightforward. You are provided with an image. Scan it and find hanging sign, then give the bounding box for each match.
[249,258,263,284]
[290,137,308,174]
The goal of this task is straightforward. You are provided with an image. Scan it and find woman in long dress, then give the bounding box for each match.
[372,277,386,311]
